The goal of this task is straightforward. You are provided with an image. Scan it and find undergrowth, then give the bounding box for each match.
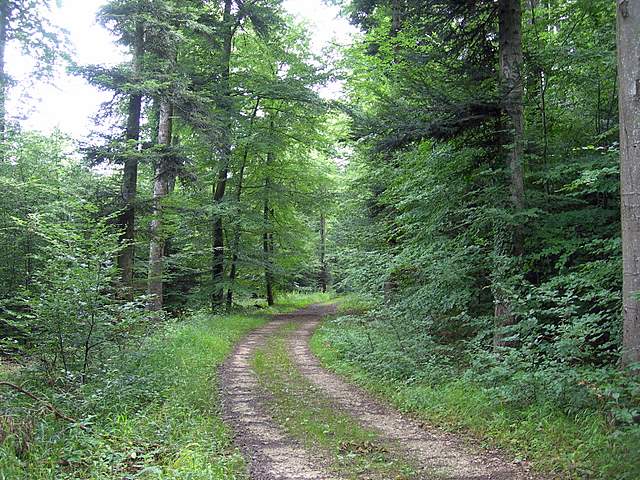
[0,312,266,479]
[311,312,640,480]
[0,303,296,479]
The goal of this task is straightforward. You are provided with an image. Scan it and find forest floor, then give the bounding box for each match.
[220,304,543,480]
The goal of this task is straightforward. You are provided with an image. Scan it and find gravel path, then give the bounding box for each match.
[219,310,343,480]
[288,307,542,480]
[221,304,544,480]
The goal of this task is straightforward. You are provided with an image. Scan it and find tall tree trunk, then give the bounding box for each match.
[0,0,9,142]
[118,22,144,295]
[225,156,246,309]
[263,206,275,307]
[226,98,261,308]
[391,0,403,36]
[211,0,235,310]
[147,100,173,312]
[499,0,526,241]
[618,0,640,367]
[263,150,275,307]
[319,213,328,293]
[494,0,525,347]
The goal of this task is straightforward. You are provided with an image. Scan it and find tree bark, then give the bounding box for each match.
[118,21,144,294]
[391,0,403,36]
[618,0,640,367]
[212,163,228,308]
[147,100,173,313]
[499,0,526,237]
[211,0,235,310]
[263,150,275,307]
[0,0,9,141]
[319,213,328,293]
[494,0,525,347]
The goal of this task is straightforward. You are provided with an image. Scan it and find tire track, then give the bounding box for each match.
[219,311,343,480]
[221,304,545,479]
[287,308,543,480]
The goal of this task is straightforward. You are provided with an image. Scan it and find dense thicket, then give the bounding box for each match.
[327,1,639,472]
[335,0,622,367]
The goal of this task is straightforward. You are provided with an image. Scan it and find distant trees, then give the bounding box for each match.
[618,0,640,366]
[79,0,333,313]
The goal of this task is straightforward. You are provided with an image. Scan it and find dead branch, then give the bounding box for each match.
[0,381,88,431]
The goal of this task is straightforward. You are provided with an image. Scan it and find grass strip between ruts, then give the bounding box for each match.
[251,322,418,480]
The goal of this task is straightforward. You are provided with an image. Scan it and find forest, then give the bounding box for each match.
[0,0,639,479]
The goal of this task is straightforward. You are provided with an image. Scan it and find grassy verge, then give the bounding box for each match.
[311,317,640,480]
[1,313,265,480]
[251,323,417,480]
[0,294,328,480]
[261,291,337,314]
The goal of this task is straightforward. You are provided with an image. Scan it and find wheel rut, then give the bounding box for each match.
[219,309,343,480]
[221,304,545,480]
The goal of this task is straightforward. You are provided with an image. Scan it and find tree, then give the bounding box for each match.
[263,148,275,306]
[226,97,261,308]
[96,0,149,293]
[211,0,235,309]
[209,0,280,309]
[319,212,328,293]
[101,2,147,292]
[499,0,525,252]
[494,0,526,347]
[618,0,640,366]
[147,99,175,312]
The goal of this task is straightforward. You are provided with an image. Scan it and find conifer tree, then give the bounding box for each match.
[618,0,640,366]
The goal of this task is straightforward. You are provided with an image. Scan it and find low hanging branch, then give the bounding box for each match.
[0,381,88,431]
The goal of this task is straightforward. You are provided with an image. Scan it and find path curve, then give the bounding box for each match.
[287,306,543,480]
[219,312,343,480]
[221,304,545,480]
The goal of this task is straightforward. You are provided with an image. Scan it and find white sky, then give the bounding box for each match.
[7,0,356,140]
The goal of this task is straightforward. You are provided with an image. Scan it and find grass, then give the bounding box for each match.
[1,313,264,480]
[261,291,338,314]
[0,293,328,480]
[251,322,417,480]
[311,318,640,480]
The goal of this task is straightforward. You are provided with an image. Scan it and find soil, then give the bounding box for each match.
[219,311,344,480]
[220,304,545,480]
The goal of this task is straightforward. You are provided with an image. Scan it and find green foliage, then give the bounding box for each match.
[22,211,149,382]
[313,315,640,479]
[0,310,267,479]
[0,131,149,381]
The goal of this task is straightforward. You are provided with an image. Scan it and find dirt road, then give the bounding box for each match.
[220,305,540,480]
